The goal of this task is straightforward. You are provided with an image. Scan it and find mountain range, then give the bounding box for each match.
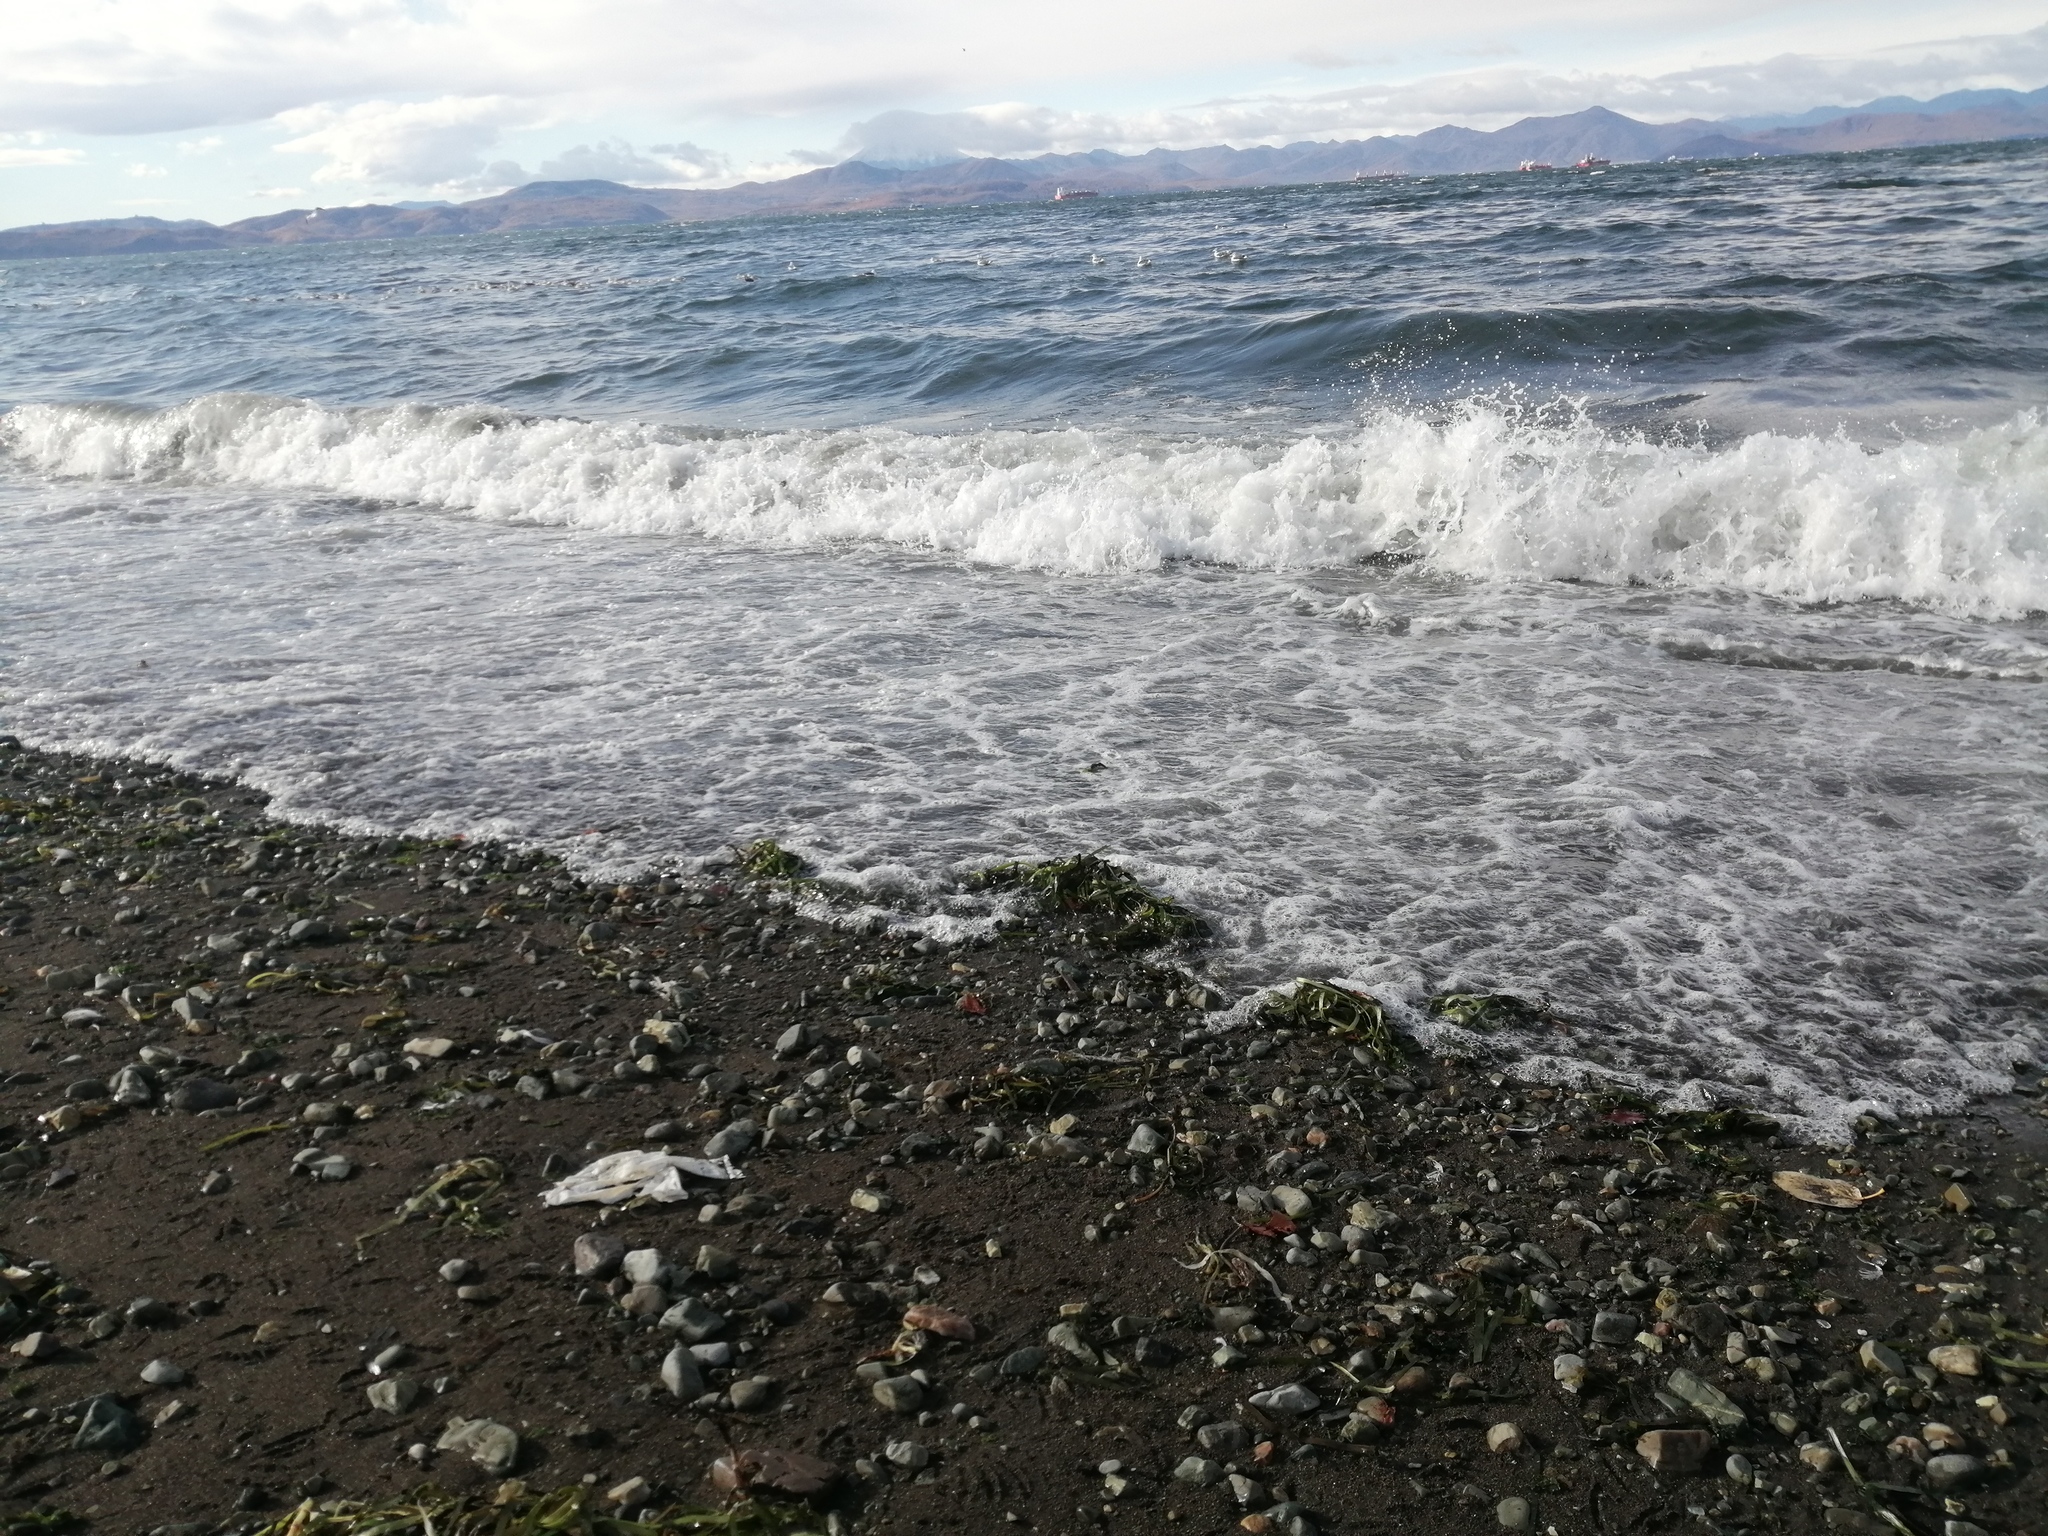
[5,89,2045,260]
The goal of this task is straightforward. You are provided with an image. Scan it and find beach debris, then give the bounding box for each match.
[975,853,1204,949]
[1262,979,1405,1064]
[1773,1170,1879,1208]
[539,1149,742,1206]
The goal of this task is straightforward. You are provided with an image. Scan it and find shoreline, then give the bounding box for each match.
[0,737,2042,1536]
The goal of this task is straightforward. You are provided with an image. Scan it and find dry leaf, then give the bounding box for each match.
[1773,1170,1877,1209]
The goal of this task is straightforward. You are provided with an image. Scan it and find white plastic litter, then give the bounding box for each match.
[539,1150,743,1206]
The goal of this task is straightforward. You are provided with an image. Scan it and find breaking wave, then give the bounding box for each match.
[6,392,2046,616]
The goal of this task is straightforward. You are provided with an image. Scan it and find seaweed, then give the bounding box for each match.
[976,854,1205,950]
[1262,979,1406,1066]
[1426,992,1554,1032]
[355,1157,506,1252]
[248,1485,807,1536]
[736,840,805,881]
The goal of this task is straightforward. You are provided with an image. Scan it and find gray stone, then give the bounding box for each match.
[660,1345,704,1400]
[108,1065,154,1107]
[704,1118,759,1161]
[885,1439,930,1470]
[199,1171,232,1195]
[572,1231,626,1280]
[1173,1456,1224,1486]
[367,1378,420,1414]
[621,1248,665,1285]
[694,1244,738,1282]
[1858,1340,1906,1377]
[871,1375,925,1413]
[1127,1123,1168,1156]
[167,1078,236,1113]
[1046,1322,1098,1366]
[1666,1367,1746,1430]
[1498,1497,1532,1531]
[1924,1455,1988,1493]
[774,1023,811,1058]
[658,1296,725,1342]
[1197,1421,1250,1457]
[1591,1311,1640,1346]
[1227,1473,1267,1509]
[729,1376,775,1412]
[438,1259,475,1283]
[139,1359,186,1386]
[999,1347,1046,1376]
[71,1397,142,1453]
[437,1416,519,1475]
[1249,1382,1320,1417]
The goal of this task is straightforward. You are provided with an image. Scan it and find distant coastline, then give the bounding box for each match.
[5,91,2046,261]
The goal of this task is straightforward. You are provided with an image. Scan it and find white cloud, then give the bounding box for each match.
[126,162,168,177]
[177,135,224,156]
[272,95,538,188]
[0,130,84,170]
[839,23,2048,160]
[248,185,305,198]
[534,137,732,185]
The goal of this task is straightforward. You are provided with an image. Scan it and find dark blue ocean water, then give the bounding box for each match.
[1,138,2044,1136]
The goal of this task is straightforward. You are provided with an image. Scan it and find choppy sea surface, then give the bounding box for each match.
[3,139,2046,1139]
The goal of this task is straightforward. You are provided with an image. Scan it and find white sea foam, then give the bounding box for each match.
[5,393,2046,615]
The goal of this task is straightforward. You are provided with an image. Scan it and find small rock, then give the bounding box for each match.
[871,1375,925,1413]
[1923,1454,1988,1493]
[153,1399,189,1428]
[849,1187,893,1214]
[607,1476,651,1508]
[437,1259,475,1284]
[621,1248,666,1285]
[729,1376,775,1412]
[1591,1311,1640,1346]
[1799,1442,1840,1474]
[1248,1382,1320,1417]
[1497,1496,1531,1531]
[367,1378,420,1415]
[884,1439,930,1470]
[703,1118,759,1161]
[1927,1343,1982,1377]
[661,1345,704,1400]
[1487,1422,1525,1454]
[1174,1455,1224,1485]
[139,1359,186,1386]
[660,1296,725,1342]
[1665,1367,1746,1429]
[71,1397,142,1453]
[694,1244,738,1282]
[1636,1428,1716,1474]
[1269,1186,1313,1218]
[167,1078,237,1113]
[572,1231,626,1280]
[1552,1354,1587,1392]
[1197,1421,1249,1456]
[403,1037,456,1059]
[199,1171,232,1195]
[436,1416,519,1476]
[999,1347,1046,1376]
[1046,1321,1099,1366]
[10,1332,57,1360]
[1857,1340,1905,1377]
[1127,1124,1168,1156]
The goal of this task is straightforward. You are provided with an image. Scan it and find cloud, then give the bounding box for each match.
[534,137,732,184]
[177,135,224,155]
[248,185,305,198]
[833,22,2048,161]
[126,162,168,177]
[0,130,85,170]
[272,95,536,188]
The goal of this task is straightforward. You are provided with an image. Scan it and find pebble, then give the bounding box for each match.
[1126,1123,1167,1156]
[1486,1422,1524,1454]
[849,1187,893,1214]
[872,1375,925,1413]
[366,1378,420,1414]
[1636,1428,1715,1474]
[70,1397,142,1453]
[138,1359,186,1386]
[661,1346,705,1399]
[10,1332,58,1360]
[1923,1453,1987,1492]
[455,1284,494,1304]
[199,1171,232,1195]
[1551,1353,1586,1392]
[1590,1310,1639,1345]
[1247,1382,1319,1416]
[436,1416,519,1475]
[1799,1443,1840,1473]
[166,1079,237,1113]
[659,1296,725,1342]
[621,1248,665,1285]
[1926,1343,1982,1376]
[728,1376,775,1412]
[1497,1496,1531,1531]
[703,1118,759,1160]
[1664,1367,1746,1429]
[885,1439,930,1470]
[999,1347,1045,1376]
[437,1259,475,1283]
[1174,1456,1224,1485]
[1857,1340,1905,1377]
[572,1231,626,1280]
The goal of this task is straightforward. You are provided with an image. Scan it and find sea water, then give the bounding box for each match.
[3,140,2045,1138]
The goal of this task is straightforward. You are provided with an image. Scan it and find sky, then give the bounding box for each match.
[2,1,2046,227]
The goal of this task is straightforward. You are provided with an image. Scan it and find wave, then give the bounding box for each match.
[4,392,2046,615]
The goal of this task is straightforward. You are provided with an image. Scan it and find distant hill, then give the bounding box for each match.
[5,93,2046,260]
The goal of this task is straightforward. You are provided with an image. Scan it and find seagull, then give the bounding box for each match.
[1212,248,1227,260]
[739,273,756,283]
[1228,251,1248,266]
[1136,255,1152,268]
[975,256,993,267]
[1089,253,1105,265]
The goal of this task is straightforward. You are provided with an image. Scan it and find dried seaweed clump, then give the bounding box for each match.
[1263,979,1406,1065]
[978,853,1205,950]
